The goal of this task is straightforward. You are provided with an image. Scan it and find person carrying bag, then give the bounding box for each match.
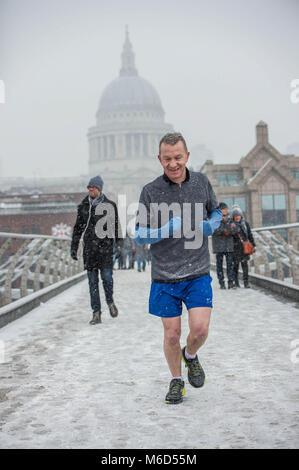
[231,205,256,288]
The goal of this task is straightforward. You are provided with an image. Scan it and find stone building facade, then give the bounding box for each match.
[201,121,299,233]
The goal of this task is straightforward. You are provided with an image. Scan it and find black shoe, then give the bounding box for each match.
[108,303,118,318]
[220,282,226,289]
[182,346,205,388]
[244,282,251,288]
[165,379,185,405]
[234,281,240,288]
[89,311,101,325]
[228,282,234,289]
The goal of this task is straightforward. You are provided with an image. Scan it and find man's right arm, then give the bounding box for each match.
[134,186,182,245]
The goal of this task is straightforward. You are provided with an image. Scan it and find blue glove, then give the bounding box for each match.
[134,216,182,245]
[200,209,222,237]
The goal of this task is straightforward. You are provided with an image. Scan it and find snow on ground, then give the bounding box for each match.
[0,268,298,449]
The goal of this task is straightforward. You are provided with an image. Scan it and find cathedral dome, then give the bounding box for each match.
[98,75,163,113]
[88,27,173,178]
[97,26,164,115]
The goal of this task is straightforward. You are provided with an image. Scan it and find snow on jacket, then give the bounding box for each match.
[136,168,219,282]
[71,194,122,270]
[212,216,234,253]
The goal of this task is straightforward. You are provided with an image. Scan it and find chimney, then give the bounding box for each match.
[256,121,268,144]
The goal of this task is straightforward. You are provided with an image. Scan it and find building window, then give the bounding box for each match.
[134,134,140,157]
[216,174,240,186]
[126,134,132,157]
[103,136,107,158]
[2,226,10,233]
[142,134,148,157]
[110,135,115,159]
[221,196,246,215]
[290,171,299,181]
[32,225,40,234]
[22,226,30,234]
[261,194,286,226]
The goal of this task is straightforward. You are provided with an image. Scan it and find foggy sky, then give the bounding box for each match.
[0,0,298,178]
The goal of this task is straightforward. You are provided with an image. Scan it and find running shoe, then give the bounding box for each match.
[165,379,186,405]
[182,346,205,388]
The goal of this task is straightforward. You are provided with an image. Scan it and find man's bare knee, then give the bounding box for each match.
[164,327,181,347]
[189,323,209,344]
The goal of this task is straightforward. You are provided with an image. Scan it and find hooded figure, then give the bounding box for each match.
[231,205,255,288]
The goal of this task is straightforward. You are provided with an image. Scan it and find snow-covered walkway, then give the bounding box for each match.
[0,269,298,449]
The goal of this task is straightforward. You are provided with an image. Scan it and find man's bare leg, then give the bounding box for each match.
[186,307,211,355]
[181,306,211,388]
[162,316,182,377]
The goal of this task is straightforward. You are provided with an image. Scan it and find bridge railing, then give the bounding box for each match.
[0,232,84,307]
[210,223,299,286]
[250,223,299,285]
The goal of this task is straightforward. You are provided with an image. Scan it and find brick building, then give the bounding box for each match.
[201,121,299,229]
[0,192,86,236]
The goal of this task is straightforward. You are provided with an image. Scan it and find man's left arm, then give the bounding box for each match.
[201,177,222,237]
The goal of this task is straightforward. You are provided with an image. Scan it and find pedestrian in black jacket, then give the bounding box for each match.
[71,175,122,324]
[212,202,234,289]
[231,205,256,288]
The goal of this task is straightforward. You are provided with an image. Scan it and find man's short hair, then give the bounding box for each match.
[159,132,188,154]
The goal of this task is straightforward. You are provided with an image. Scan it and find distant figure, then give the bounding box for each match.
[132,240,148,272]
[71,175,122,324]
[212,202,234,289]
[231,205,256,288]
[121,233,134,269]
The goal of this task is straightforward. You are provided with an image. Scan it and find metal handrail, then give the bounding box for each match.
[210,222,299,286]
[252,222,299,232]
[0,232,71,241]
[0,232,84,307]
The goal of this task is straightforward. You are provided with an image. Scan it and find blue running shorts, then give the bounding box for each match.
[149,275,213,318]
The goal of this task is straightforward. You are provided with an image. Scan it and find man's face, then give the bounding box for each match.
[88,186,100,199]
[221,208,229,217]
[158,141,189,183]
[234,215,242,223]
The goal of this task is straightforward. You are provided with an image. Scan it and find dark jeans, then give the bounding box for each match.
[216,252,234,284]
[87,268,113,313]
[233,259,249,284]
[137,258,146,271]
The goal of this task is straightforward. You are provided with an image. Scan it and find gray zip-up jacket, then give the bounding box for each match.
[136,168,219,282]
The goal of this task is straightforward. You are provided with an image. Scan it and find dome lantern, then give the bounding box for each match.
[119,25,138,77]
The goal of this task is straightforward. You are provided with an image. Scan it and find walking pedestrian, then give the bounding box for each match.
[121,232,134,269]
[134,242,148,272]
[212,202,234,289]
[135,132,222,404]
[70,175,122,324]
[231,205,256,288]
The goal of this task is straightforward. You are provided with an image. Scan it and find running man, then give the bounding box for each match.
[135,133,221,404]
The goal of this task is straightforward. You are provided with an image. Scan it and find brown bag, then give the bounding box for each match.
[243,240,255,255]
[238,233,255,255]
